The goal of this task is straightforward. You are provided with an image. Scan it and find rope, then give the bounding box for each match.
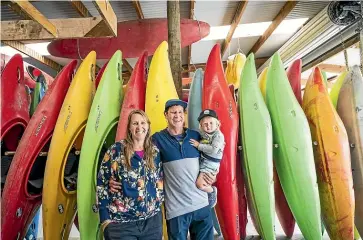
[338,26,349,70]
[190,9,201,72]
[77,39,84,61]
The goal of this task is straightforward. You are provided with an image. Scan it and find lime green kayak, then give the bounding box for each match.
[265,53,322,239]
[238,53,275,239]
[330,71,348,108]
[29,81,41,116]
[77,50,123,240]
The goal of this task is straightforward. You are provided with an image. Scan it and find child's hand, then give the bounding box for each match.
[189,139,200,148]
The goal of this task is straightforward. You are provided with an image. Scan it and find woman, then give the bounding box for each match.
[97,109,164,240]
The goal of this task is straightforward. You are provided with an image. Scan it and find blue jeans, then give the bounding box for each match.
[166,206,214,240]
[103,212,162,240]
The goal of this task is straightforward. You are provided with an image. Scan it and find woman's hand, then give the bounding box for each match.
[101,220,112,232]
[203,172,216,185]
[189,139,200,148]
[109,177,121,193]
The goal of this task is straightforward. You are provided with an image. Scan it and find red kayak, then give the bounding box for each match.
[116,51,147,141]
[1,60,76,240]
[25,65,54,88]
[1,54,31,191]
[287,59,302,105]
[203,44,240,240]
[273,59,302,238]
[236,95,248,238]
[48,18,210,59]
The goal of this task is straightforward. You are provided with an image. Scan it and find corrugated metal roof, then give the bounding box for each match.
[194,1,240,26]
[1,3,26,21]
[31,1,80,19]
[137,1,190,20]
[255,33,293,58]
[83,1,137,21]
[286,1,329,20]
[180,1,191,19]
[140,1,167,18]
[240,1,286,24]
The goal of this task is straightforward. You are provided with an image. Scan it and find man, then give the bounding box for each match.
[110,99,215,240]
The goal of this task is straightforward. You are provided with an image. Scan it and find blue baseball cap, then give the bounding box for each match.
[197,109,218,122]
[164,99,188,112]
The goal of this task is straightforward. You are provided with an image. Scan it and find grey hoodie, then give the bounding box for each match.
[198,129,225,162]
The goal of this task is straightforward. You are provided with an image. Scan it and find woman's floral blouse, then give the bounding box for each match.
[97,141,164,223]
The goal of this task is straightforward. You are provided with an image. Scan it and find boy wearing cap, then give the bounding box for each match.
[190,109,225,208]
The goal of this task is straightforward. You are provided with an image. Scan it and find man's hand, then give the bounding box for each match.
[189,139,200,148]
[109,177,121,193]
[203,172,216,185]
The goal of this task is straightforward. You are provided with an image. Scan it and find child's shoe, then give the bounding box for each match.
[208,186,217,208]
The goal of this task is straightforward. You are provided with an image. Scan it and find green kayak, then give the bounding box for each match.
[29,80,41,116]
[77,50,123,240]
[265,53,322,240]
[238,53,275,239]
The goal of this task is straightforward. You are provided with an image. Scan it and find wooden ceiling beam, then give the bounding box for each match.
[317,63,347,73]
[248,1,297,55]
[221,1,248,57]
[1,17,112,41]
[188,0,195,69]
[122,59,133,73]
[180,57,268,73]
[2,40,63,71]
[10,0,57,37]
[70,0,90,17]
[132,0,144,19]
[92,0,117,36]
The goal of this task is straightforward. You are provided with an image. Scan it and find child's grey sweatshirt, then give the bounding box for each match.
[198,129,225,162]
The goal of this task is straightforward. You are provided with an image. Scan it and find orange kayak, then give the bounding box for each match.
[302,67,354,240]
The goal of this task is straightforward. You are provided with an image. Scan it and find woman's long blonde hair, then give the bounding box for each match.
[124,109,155,170]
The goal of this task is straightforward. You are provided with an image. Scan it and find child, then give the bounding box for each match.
[190,109,225,207]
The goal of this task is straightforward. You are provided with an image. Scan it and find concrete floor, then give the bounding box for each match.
[211,212,333,240]
[35,206,358,240]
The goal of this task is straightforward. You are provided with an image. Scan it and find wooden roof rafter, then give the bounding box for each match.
[92,0,117,37]
[9,0,57,37]
[248,0,297,55]
[2,40,63,71]
[2,0,118,41]
[317,63,347,73]
[2,0,63,72]
[221,0,248,57]
[132,0,144,19]
[70,0,90,18]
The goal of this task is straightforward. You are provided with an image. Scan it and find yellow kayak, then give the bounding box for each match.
[42,51,96,239]
[303,67,354,240]
[258,67,268,100]
[146,41,178,133]
[226,53,246,89]
[145,41,178,240]
[330,71,348,108]
[225,58,233,83]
